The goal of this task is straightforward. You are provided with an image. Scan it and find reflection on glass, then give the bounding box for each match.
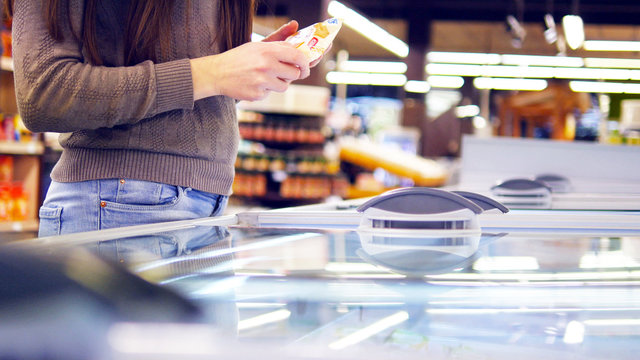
[355,230,505,277]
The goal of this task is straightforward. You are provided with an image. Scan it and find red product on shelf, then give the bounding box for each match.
[10,183,27,221]
[0,156,12,182]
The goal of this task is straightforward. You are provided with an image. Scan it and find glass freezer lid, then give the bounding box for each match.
[99,225,640,359]
[6,221,640,359]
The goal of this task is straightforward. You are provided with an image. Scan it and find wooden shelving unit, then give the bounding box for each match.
[0,56,43,239]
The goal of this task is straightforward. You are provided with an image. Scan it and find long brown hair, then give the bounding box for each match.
[4,0,254,65]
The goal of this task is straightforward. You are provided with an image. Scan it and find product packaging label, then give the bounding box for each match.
[285,18,343,62]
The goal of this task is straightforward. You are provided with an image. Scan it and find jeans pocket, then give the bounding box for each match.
[105,184,182,212]
[38,206,62,237]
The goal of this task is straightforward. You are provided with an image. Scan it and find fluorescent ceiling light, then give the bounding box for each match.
[569,81,640,94]
[427,63,556,79]
[338,60,407,74]
[328,1,409,58]
[404,80,431,93]
[426,63,483,77]
[326,71,407,86]
[483,65,556,78]
[584,40,640,52]
[427,62,638,81]
[328,311,409,350]
[585,57,640,69]
[427,51,501,65]
[501,54,584,67]
[554,67,631,80]
[455,105,480,118]
[474,77,548,91]
[563,15,585,50]
[473,116,488,129]
[251,33,265,42]
[427,75,464,89]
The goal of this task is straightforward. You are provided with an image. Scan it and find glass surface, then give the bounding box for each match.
[37,222,639,359]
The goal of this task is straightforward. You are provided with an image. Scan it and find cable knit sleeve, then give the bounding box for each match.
[12,0,195,133]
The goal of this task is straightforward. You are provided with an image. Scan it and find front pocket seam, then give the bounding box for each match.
[39,206,62,219]
[100,190,183,212]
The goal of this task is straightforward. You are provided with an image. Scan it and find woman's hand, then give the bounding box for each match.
[190,41,309,101]
[264,20,329,69]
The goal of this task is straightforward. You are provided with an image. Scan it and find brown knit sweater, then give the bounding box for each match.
[12,0,238,195]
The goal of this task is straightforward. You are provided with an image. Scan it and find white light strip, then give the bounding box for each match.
[404,80,431,93]
[455,105,481,118]
[584,40,640,52]
[326,71,407,86]
[426,63,483,77]
[427,52,584,67]
[555,67,631,80]
[237,309,291,331]
[474,77,548,91]
[569,81,640,94]
[338,60,407,74]
[563,15,585,50]
[426,63,549,79]
[426,62,640,81]
[427,75,464,88]
[328,311,409,350]
[500,54,584,67]
[427,51,501,65]
[328,1,409,58]
[585,57,640,69]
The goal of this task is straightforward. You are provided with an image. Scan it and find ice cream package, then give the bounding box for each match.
[285,18,342,62]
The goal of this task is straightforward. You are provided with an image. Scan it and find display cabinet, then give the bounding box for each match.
[235,84,348,206]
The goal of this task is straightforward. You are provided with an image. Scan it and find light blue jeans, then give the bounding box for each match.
[38,179,228,237]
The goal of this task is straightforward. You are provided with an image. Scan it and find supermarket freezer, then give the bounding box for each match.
[2,136,640,359]
[3,188,640,359]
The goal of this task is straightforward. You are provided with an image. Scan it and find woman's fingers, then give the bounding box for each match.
[263,21,299,42]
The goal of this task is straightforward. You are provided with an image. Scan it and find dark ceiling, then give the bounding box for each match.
[337,0,640,26]
[258,0,640,27]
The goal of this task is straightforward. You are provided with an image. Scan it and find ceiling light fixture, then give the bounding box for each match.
[327,1,409,58]
[569,81,640,94]
[501,54,584,67]
[544,14,558,44]
[562,14,585,50]
[507,14,527,48]
[326,71,407,86]
[583,40,640,52]
[338,60,408,74]
[474,77,548,91]
[404,80,431,93]
[427,52,501,65]
[585,57,640,69]
[427,75,465,89]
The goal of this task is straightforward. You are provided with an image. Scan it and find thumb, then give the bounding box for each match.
[263,20,299,42]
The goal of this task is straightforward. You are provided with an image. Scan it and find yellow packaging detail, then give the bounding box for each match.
[286,18,342,62]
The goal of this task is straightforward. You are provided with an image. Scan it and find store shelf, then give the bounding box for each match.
[237,84,330,116]
[0,141,45,155]
[0,56,12,72]
[0,219,38,233]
